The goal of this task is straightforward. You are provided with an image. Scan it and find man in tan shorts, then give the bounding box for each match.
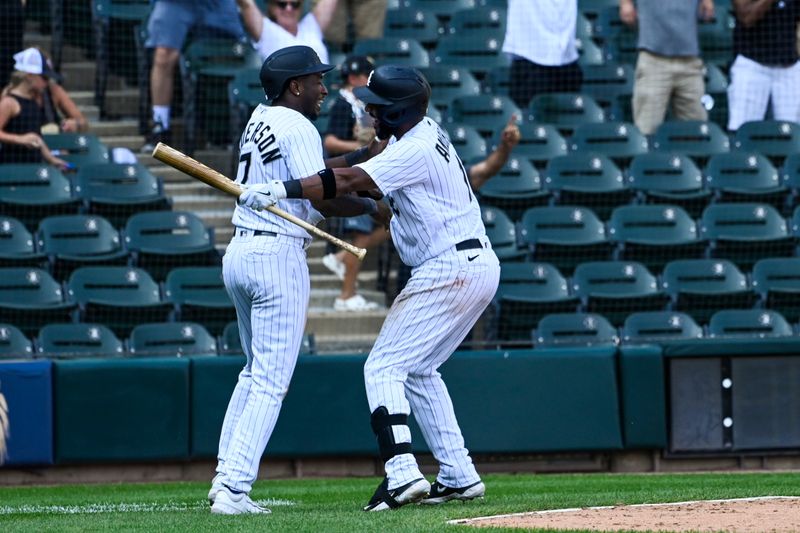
[620,0,716,135]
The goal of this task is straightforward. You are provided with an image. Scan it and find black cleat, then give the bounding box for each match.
[363,477,431,512]
[420,480,485,504]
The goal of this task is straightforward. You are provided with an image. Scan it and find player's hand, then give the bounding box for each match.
[371,199,392,229]
[500,115,521,149]
[366,136,389,159]
[238,181,282,211]
[619,0,637,26]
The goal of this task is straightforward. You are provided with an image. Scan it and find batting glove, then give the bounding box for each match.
[238,181,285,211]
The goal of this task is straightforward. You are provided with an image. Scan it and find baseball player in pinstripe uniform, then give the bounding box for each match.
[240,65,501,511]
[209,46,390,515]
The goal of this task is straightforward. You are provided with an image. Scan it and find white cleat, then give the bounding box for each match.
[208,475,223,506]
[421,480,485,504]
[210,487,271,515]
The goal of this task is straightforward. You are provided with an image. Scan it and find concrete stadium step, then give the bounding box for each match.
[309,288,387,309]
[144,165,187,183]
[61,62,126,93]
[71,89,141,118]
[310,271,389,291]
[90,119,139,137]
[98,134,145,151]
[22,36,85,63]
[305,308,388,338]
[310,334,379,354]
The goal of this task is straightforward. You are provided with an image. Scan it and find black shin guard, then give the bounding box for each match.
[370,406,412,462]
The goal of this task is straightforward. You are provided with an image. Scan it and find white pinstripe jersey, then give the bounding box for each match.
[357,117,487,267]
[231,104,325,238]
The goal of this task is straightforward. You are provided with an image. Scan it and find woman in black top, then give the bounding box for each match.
[0,51,69,168]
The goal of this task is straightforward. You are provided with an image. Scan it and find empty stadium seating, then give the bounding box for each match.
[620,311,703,344]
[163,267,235,335]
[533,312,618,347]
[36,323,124,358]
[0,324,33,359]
[129,322,217,356]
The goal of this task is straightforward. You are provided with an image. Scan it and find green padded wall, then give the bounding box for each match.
[54,358,190,462]
[618,345,667,448]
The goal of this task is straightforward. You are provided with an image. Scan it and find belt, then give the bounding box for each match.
[236,228,277,238]
[455,238,483,251]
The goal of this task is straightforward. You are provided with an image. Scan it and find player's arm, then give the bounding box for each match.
[236,0,264,41]
[468,116,520,191]
[312,195,391,220]
[325,137,388,168]
[732,0,775,27]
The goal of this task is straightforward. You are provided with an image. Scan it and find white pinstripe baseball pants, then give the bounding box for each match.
[727,54,800,131]
[215,233,310,494]
[364,244,500,490]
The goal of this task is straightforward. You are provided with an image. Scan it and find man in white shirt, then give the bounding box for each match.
[236,0,338,62]
[502,0,583,109]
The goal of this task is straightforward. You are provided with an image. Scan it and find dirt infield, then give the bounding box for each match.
[451,496,800,532]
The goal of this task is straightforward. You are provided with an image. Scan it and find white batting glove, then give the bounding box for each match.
[238,181,285,211]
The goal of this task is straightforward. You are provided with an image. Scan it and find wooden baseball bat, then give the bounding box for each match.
[152,143,366,260]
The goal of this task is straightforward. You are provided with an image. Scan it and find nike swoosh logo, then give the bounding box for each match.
[467,255,479,261]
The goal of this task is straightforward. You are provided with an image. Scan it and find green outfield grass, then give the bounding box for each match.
[0,472,799,532]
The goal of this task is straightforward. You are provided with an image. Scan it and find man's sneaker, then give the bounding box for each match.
[210,486,271,515]
[363,477,431,512]
[334,294,380,312]
[322,253,345,280]
[141,121,171,153]
[420,480,485,504]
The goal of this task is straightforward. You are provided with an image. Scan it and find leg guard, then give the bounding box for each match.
[370,406,412,462]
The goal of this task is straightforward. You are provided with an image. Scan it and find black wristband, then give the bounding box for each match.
[344,146,369,166]
[283,179,303,198]
[318,168,337,200]
[362,198,378,215]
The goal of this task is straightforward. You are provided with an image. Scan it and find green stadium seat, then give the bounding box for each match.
[129,322,217,357]
[503,123,568,169]
[432,31,510,77]
[603,29,638,64]
[383,8,442,48]
[75,164,170,227]
[484,65,510,96]
[446,5,506,35]
[164,267,235,335]
[733,120,800,167]
[576,12,595,41]
[92,0,151,119]
[124,211,220,281]
[698,14,734,67]
[43,133,110,166]
[608,205,705,270]
[572,261,668,325]
[651,121,730,165]
[0,216,47,268]
[447,95,521,139]
[481,205,525,261]
[544,154,630,218]
[662,259,757,323]
[180,38,262,152]
[426,106,443,123]
[444,123,488,163]
[353,37,430,68]
[420,66,481,111]
[399,0,476,21]
[0,164,81,229]
[700,203,793,268]
[67,266,172,337]
[534,312,618,347]
[36,323,124,358]
[569,122,648,168]
[702,64,729,126]
[705,152,786,210]
[593,5,627,42]
[220,320,315,355]
[476,156,549,220]
[579,0,620,23]
[37,215,129,279]
[751,257,800,321]
[708,309,792,338]
[620,311,703,344]
[0,268,76,335]
[580,63,634,120]
[229,66,265,128]
[576,36,605,67]
[626,153,710,218]
[527,93,605,135]
[0,324,34,359]
[519,206,612,273]
[783,153,800,209]
[496,262,579,344]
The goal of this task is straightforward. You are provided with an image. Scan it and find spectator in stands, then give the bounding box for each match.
[320,0,388,51]
[727,0,800,131]
[502,0,583,110]
[236,0,338,62]
[0,0,25,88]
[0,48,69,168]
[620,0,715,135]
[321,55,386,311]
[36,51,88,134]
[142,0,245,152]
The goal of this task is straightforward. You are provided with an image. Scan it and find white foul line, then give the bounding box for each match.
[0,498,296,515]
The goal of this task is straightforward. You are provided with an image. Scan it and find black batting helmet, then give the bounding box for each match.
[260,45,334,103]
[354,65,431,129]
